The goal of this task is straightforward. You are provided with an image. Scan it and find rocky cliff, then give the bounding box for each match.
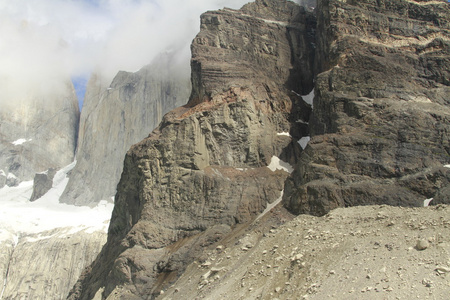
[0,229,106,300]
[60,54,191,206]
[68,0,449,299]
[0,45,191,300]
[68,0,314,298]
[0,82,79,187]
[283,0,450,215]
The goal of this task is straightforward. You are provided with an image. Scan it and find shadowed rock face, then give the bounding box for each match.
[283,0,450,216]
[0,83,79,185]
[68,0,449,299]
[30,168,56,202]
[59,55,191,206]
[68,1,314,298]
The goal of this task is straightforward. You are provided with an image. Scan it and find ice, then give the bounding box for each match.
[267,156,293,173]
[298,136,310,150]
[0,161,114,241]
[11,138,32,146]
[301,89,314,106]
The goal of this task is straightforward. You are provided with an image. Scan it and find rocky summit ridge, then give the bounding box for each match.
[68,0,449,299]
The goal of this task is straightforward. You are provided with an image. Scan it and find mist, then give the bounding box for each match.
[0,0,257,106]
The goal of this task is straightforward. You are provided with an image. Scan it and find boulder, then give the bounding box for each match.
[30,168,56,202]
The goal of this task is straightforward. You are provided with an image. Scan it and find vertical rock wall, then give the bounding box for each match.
[60,55,191,206]
[0,230,106,300]
[67,0,450,299]
[283,0,450,215]
[68,1,315,298]
[0,83,79,185]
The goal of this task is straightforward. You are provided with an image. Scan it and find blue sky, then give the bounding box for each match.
[72,76,88,109]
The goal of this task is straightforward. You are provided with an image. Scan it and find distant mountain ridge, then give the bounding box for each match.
[0,81,79,188]
[59,53,190,206]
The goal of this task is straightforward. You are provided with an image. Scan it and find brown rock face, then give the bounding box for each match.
[68,1,314,299]
[283,0,450,216]
[68,0,450,298]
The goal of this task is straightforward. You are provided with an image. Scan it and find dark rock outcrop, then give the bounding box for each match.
[68,1,314,298]
[60,54,191,206]
[283,0,450,216]
[30,168,56,202]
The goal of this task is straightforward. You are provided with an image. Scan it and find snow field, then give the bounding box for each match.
[0,161,113,243]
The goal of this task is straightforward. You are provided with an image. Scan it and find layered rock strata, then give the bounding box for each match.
[284,0,450,216]
[60,55,191,206]
[69,0,450,298]
[68,1,314,298]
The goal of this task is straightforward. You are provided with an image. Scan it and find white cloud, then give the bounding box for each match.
[0,0,251,105]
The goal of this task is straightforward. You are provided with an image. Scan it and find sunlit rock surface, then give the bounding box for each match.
[60,54,191,206]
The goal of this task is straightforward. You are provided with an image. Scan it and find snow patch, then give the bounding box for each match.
[277,132,291,137]
[0,161,113,239]
[301,89,314,106]
[444,164,450,168]
[6,173,17,180]
[423,198,433,207]
[267,156,293,173]
[236,167,253,172]
[0,229,18,246]
[291,90,301,97]
[254,190,284,222]
[11,138,32,146]
[298,136,311,150]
